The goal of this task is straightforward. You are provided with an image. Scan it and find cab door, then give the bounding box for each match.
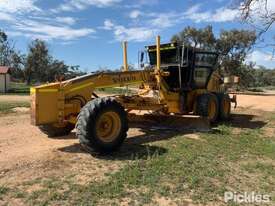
[192,52,218,89]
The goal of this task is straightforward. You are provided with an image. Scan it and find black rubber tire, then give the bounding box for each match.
[217,93,231,121]
[196,93,219,123]
[39,123,75,137]
[76,97,128,153]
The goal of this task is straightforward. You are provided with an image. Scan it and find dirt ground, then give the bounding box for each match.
[0,94,274,198]
[0,95,29,102]
[236,94,275,111]
[0,113,148,187]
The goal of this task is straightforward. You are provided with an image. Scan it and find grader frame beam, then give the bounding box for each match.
[31,36,186,127]
[31,69,159,125]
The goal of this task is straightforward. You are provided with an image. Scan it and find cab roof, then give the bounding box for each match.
[145,42,218,54]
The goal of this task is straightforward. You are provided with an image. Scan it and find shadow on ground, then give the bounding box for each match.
[57,111,267,160]
[58,125,187,160]
[58,121,193,160]
[47,132,77,140]
[226,113,267,129]
[58,142,168,160]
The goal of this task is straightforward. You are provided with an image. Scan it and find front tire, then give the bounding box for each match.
[76,97,128,153]
[196,93,219,123]
[217,93,231,120]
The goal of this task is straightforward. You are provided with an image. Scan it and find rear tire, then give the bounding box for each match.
[39,123,75,137]
[76,97,128,153]
[196,93,219,123]
[217,93,231,120]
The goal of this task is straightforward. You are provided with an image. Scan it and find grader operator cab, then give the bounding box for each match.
[31,36,236,153]
[142,42,219,92]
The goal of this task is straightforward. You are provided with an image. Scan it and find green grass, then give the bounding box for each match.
[261,86,275,91]
[269,114,275,121]
[242,162,275,176]
[247,86,275,92]
[4,82,133,95]
[247,88,264,92]
[6,82,30,95]
[2,113,275,205]
[3,124,275,205]
[0,101,30,113]
[0,186,9,200]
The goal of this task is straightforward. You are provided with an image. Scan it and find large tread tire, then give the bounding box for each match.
[217,93,231,121]
[196,93,219,124]
[76,97,128,154]
[39,123,75,137]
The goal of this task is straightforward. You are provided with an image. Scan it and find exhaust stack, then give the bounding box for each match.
[122,41,128,72]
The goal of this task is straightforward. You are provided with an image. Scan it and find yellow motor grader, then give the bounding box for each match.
[30,36,236,153]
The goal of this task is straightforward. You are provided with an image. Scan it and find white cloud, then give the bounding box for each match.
[103,19,115,30]
[102,19,156,42]
[184,4,201,15]
[143,4,239,33]
[113,25,156,42]
[149,13,178,28]
[138,0,158,6]
[56,17,76,25]
[0,0,93,42]
[246,50,275,68]
[211,8,239,22]
[54,0,122,12]
[12,20,95,41]
[183,4,239,23]
[124,0,158,9]
[99,3,243,43]
[102,4,240,42]
[0,0,40,24]
[0,12,14,22]
[138,3,239,32]
[129,10,142,19]
[0,0,40,13]
[267,0,275,11]
[0,12,92,42]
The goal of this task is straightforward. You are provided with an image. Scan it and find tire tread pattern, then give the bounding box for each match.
[76,97,128,153]
[216,93,231,120]
[196,93,219,123]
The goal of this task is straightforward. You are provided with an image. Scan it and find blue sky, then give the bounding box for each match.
[0,0,274,71]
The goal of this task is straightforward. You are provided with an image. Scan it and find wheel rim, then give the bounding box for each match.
[96,111,121,143]
[222,98,230,116]
[208,99,217,120]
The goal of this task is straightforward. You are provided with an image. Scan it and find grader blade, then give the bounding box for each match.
[128,113,211,132]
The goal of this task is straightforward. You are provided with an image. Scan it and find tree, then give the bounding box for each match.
[171,25,216,50]
[46,59,68,82]
[67,65,86,78]
[255,65,275,86]
[217,29,256,74]
[239,0,274,34]
[25,40,50,84]
[25,39,86,84]
[0,31,85,84]
[9,52,25,80]
[0,30,10,66]
[0,30,25,80]
[238,0,275,57]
